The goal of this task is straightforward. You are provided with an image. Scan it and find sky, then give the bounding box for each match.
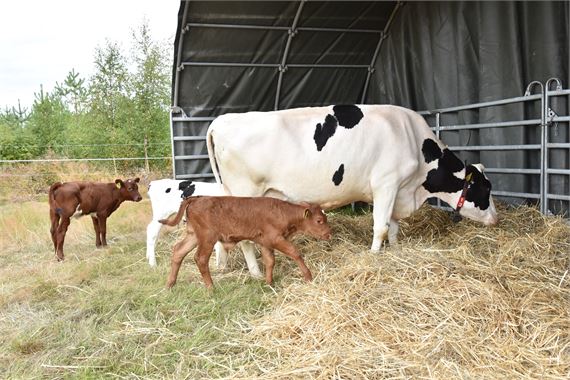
[0,0,180,110]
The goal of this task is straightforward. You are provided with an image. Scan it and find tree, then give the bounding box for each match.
[129,20,172,166]
[27,85,69,156]
[0,103,36,160]
[54,69,87,114]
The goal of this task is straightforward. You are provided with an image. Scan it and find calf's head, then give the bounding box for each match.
[115,177,143,202]
[299,204,332,240]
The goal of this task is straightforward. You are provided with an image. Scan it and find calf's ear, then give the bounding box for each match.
[304,209,312,219]
[115,179,124,188]
[134,177,140,183]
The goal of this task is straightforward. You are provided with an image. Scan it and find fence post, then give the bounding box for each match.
[143,136,150,173]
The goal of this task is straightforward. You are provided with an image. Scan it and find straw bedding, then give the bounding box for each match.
[228,203,570,379]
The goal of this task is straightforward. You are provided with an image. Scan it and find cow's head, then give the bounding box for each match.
[300,204,332,240]
[456,164,498,225]
[115,177,143,202]
[421,139,498,226]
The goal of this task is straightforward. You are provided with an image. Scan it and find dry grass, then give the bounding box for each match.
[227,203,570,379]
[1,172,569,379]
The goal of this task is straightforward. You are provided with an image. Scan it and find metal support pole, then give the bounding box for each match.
[275,0,305,110]
[360,1,402,104]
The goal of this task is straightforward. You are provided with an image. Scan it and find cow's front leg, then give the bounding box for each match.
[214,242,228,271]
[91,216,102,247]
[371,185,398,252]
[238,241,263,279]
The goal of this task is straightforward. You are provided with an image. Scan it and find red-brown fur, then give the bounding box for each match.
[159,196,332,288]
[49,178,142,261]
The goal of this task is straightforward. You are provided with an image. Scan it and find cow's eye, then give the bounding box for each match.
[128,187,133,191]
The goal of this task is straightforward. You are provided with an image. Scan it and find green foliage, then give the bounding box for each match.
[1,21,172,172]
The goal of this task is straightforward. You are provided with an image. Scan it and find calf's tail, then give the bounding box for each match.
[159,197,192,226]
[48,182,63,207]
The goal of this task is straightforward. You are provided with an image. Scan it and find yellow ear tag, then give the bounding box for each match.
[465,173,473,183]
[304,209,311,219]
[116,182,122,189]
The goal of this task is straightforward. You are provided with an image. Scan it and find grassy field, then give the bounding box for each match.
[1,167,569,379]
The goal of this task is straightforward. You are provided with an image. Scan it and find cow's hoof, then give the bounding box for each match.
[250,271,264,280]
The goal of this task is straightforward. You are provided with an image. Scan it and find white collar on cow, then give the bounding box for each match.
[452,171,474,223]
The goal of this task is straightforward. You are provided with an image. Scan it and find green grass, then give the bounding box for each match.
[0,198,278,378]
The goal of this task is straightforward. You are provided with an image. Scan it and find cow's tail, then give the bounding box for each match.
[206,126,223,186]
[159,197,192,226]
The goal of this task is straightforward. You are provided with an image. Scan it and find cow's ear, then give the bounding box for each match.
[304,209,312,219]
[134,177,140,183]
[115,179,124,188]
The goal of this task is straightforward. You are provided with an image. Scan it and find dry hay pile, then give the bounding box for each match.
[230,204,570,379]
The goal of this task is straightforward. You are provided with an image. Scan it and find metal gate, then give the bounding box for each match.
[418,79,570,218]
[169,80,570,219]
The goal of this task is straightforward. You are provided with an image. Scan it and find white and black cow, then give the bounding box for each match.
[146,179,262,277]
[207,104,498,273]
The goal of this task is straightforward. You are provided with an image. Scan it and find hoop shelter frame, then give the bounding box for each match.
[170,1,569,217]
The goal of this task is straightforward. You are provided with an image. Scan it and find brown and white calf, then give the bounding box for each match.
[49,178,143,261]
[159,196,332,288]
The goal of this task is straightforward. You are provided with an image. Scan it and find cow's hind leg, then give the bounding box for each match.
[371,184,398,252]
[167,232,198,288]
[388,218,399,246]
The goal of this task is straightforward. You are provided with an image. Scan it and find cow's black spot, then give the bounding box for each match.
[314,114,338,151]
[165,188,171,193]
[422,138,442,163]
[422,149,465,193]
[332,164,344,186]
[333,105,363,129]
[465,165,492,210]
[179,180,196,199]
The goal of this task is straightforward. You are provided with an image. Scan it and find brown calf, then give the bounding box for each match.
[159,196,332,288]
[49,178,142,261]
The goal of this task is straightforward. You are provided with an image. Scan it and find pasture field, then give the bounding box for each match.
[0,165,569,379]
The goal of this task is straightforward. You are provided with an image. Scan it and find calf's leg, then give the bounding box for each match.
[167,232,198,288]
[91,216,102,247]
[50,208,60,253]
[273,239,312,282]
[146,219,162,267]
[97,215,108,246]
[55,217,71,261]
[260,246,276,285]
[194,240,216,288]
